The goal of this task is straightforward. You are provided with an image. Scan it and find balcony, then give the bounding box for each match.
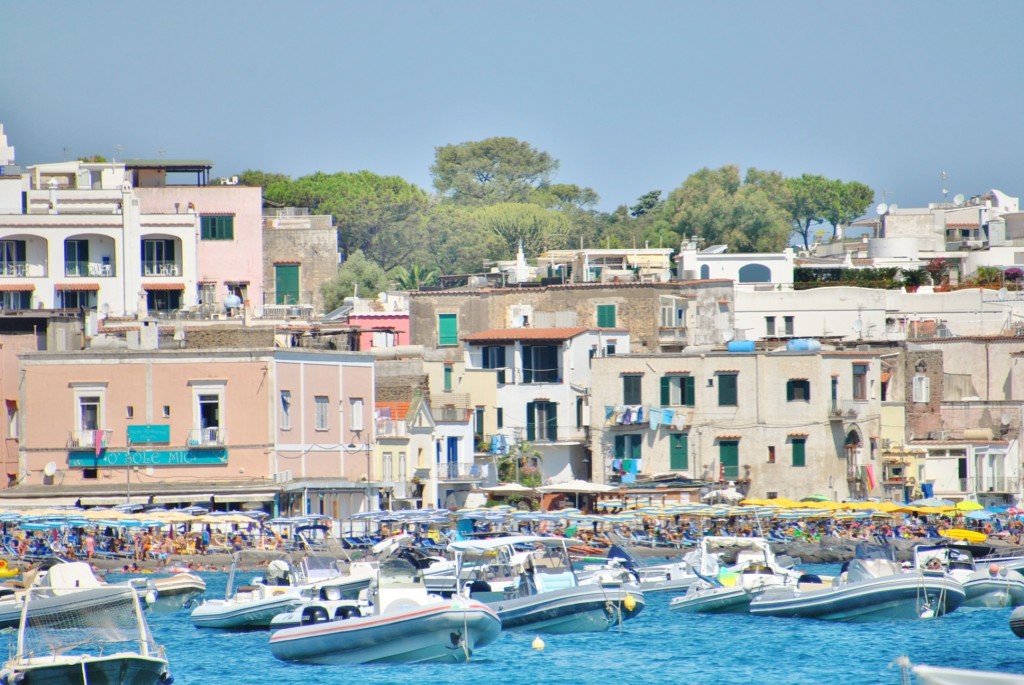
[67,430,111,450]
[829,401,861,420]
[142,261,180,277]
[959,477,1020,494]
[0,263,27,278]
[438,463,483,481]
[657,326,689,345]
[376,419,409,439]
[187,427,227,447]
[66,261,114,278]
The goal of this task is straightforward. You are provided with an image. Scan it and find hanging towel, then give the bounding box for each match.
[622,407,634,425]
[661,408,674,428]
[635,405,644,423]
[605,406,615,421]
[673,413,687,430]
[648,407,662,430]
[622,473,637,484]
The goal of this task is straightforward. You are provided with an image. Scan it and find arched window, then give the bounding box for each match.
[738,263,771,283]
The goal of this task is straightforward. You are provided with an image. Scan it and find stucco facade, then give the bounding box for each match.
[589,349,884,501]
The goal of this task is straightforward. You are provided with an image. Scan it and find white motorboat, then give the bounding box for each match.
[0,561,154,630]
[451,536,645,634]
[268,558,501,664]
[149,572,206,613]
[749,543,965,621]
[914,544,1024,608]
[912,663,1024,685]
[670,537,802,614]
[0,584,172,685]
[579,543,697,593]
[190,550,305,629]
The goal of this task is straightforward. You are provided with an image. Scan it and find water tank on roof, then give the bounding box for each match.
[786,339,822,352]
[726,340,755,353]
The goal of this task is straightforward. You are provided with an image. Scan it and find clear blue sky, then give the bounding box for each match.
[3,1,1022,213]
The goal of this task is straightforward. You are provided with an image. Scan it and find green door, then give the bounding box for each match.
[275,264,299,305]
[670,433,688,470]
[720,440,739,480]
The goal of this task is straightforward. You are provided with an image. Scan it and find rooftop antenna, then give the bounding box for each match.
[62,146,71,162]
[941,171,948,201]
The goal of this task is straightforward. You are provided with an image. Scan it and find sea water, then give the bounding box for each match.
[139,565,1024,685]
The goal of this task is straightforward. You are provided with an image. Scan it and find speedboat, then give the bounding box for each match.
[911,663,1024,685]
[268,558,501,664]
[451,536,645,633]
[670,537,802,614]
[190,550,305,629]
[149,572,206,613]
[749,542,965,621]
[914,544,1024,608]
[0,584,172,685]
[0,560,154,630]
[579,543,697,593]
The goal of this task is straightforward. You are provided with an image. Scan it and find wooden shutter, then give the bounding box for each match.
[526,402,536,441]
[438,314,458,346]
[660,377,670,406]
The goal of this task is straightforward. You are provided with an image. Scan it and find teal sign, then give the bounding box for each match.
[69,449,228,468]
[127,425,171,444]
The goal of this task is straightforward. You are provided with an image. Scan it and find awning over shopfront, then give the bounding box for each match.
[0,497,80,508]
[213,493,275,504]
[79,495,150,506]
[151,493,214,505]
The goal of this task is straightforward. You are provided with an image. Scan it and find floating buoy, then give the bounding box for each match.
[532,636,545,651]
[623,594,637,612]
[990,563,1002,576]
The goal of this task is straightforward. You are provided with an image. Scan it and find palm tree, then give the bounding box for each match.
[390,264,438,290]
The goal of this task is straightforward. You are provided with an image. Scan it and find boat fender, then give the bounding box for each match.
[623,594,637,612]
[0,671,25,685]
[532,636,545,651]
[159,670,174,684]
[272,589,288,596]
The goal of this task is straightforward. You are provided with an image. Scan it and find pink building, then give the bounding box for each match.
[6,348,376,515]
[349,312,410,349]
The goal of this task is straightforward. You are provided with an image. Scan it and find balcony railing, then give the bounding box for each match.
[0,263,27,278]
[66,261,114,277]
[657,326,688,344]
[959,476,1020,494]
[187,427,227,447]
[376,419,408,438]
[143,261,180,277]
[439,463,483,480]
[67,430,112,449]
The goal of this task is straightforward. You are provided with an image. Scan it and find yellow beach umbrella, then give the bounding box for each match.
[955,500,985,512]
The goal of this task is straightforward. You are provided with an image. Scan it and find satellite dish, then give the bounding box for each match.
[723,328,735,342]
[43,462,57,477]
[953,193,965,206]
[1002,415,1012,426]
[875,203,888,216]
[889,203,898,212]
[853,319,864,333]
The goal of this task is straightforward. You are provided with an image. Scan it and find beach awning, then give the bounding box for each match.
[151,493,213,504]
[213,492,275,504]
[482,483,537,495]
[536,480,617,494]
[80,495,149,506]
[0,497,80,508]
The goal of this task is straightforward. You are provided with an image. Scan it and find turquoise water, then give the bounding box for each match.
[137,566,1023,685]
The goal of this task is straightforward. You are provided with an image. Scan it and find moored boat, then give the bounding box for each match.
[914,544,1024,609]
[749,542,965,621]
[149,572,206,613]
[268,558,500,664]
[190,550,304,629]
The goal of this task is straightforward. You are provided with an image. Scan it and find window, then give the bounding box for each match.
[200,214,234,240]
[350,398,364,432]
[765,316,776,336]
[622,375,642,404]
[596,304,616,328]
[718,373,738,406]
[0,240,26,276]
[126,406,134,419]
[79,396,101,432]
[576,397,584,429]
[661,375,695,407]
[719,440,739,480]
[398,451,407,481]
[669,433,688,470]
[280,391,291,430]
[912,375,930,403]
[58,289,97,309]
[496,407,504,429]
[660,296,685,327]
[443,364,453,392]
[614,434,642,460]
[784,316,794,336]
[482,346,507,383]
[474,407,484,438]
[141,239,175,275]
[438,314,458,346]
[274,264,299,305]
[853,364,868,400]
[786,379,810,402]
[5,401,17,440]
[767,445,776,464]
[198,394,220,430]
[0,291,30,309]
[605,342,617,356]
[82,468,98,479]
[382,452,394,481]
[64,239,89,276]
[522,345,559,383]
[526,401,558,441]
[314,396,329,431]
[792,438,807,467]
[162,405,171,418]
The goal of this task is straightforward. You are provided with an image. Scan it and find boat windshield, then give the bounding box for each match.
[377,558,423,588]
[854,543,896,562]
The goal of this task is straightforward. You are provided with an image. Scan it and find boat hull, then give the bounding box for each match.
[750,575,965,621]
[190,594,303,629]
[1009,605,1024,638]
[962,577,1024,608]
[2,654,169,685]
[669,585,756,614]
[269,599,501,664]
[150,573,206,613]
[489,584,645,633]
